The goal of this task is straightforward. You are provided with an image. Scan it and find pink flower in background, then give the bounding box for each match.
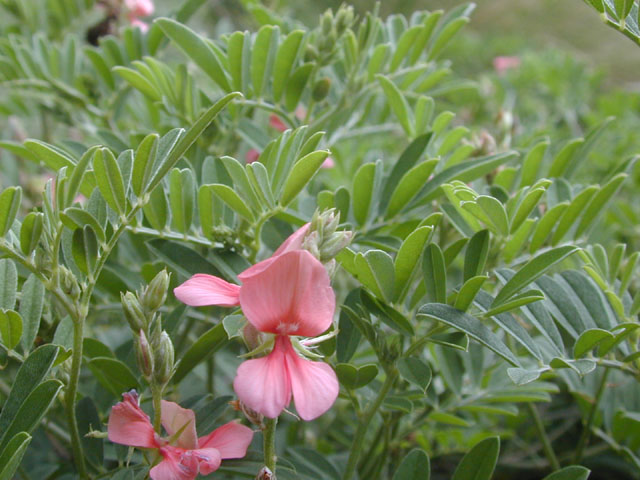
[245,149,260,164]
[108,391,253,480]
[493,56,521,74]
[174,226,339,420]
[269,114,288,132]
[124,0,154,31]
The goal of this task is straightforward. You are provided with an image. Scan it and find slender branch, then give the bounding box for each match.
[65,315,87,478]
[151,383,163,434]
[343,369,397,480]
[527,403,560,471]
[574,367,610,464]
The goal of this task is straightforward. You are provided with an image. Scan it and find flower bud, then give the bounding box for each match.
[319,230,353,262]
[312,77,331,102]
[142,269,170,314]
[304,44,319,62]
[59,266,80,300]
[121,291,147,332]
[232,399,264,428]
[135,329,154,379]
[152,331,174,385]
[321,9,333,34]
[335,5,354,34]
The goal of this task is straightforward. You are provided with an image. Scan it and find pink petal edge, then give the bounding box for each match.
[160,400,198,450]
[198,421,254,459]
[174,274,241,307]
[107,391,157,449]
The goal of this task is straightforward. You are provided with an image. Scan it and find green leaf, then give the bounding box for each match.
[280,150,330,206]
[0,187,21,236]
[352,162,377,226]
[428,411,471,427]
[251,25,277,98]
[336,363,378,389]
[169,168,196,233]
[19,275,45,353]
[549,357,596,376]
[272,30,304,103]
[548,138,584,178]
[174,323,228,383]
[143,186,168,231]
[386,159,439,218]
[156,18,231,91]
[87,357,140,397]
[454,276,488,312]
[337,290,362,363]
[492,246,579,307]
[60,208,106,244]
[397,356,432,392]
[451,437,500,480]
[519,141,548,188]
[529,202,568,253]
[464,230,490,282]
[376,75,414,137]
[0,260,17,310]
[367,43,390,81]
[474,196,509,236]
[393,449,430,480]
[19,212,43,255]
[510,181,551,233]
[551,185,598,245]
[0,432,31,480]
[0,379,63,452]
[360,290,414,335]
[354,250,395,302]
[132,133,159,197]
[394,226,433,302]
[423,244,447,303]
[418,304,520,366]
[542,466,590,480]
[76,397,104,470]
[0,310,21,350]
[147,92,241,192]
[573,328,615,358]
[23,140,75,172]
[285,62,314,111]
[211,184,255,221]
[482,290,544,317]
[428,17,470,61]
[72,226,98,277]
[93,148,126,216]
[0,344,58,436]
[113,66,160,100]
[227,31,247,93]
[574,173,627,238]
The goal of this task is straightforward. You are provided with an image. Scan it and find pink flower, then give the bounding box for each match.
[125,0,154,17]
[268,114,288,132]
[493,56,521,74]
[174,227,339,420]
[245,149,260,164]
[108,391,253,480]
[129,17,149,32]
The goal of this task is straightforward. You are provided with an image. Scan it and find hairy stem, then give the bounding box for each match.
[66,315,88,478]
[151,383,164,434]
[527,403,560,471]
[343,369,397,480]
[574,367,610,464]
[263,417,278,473]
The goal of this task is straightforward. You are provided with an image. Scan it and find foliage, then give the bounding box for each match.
[0,1,639,479]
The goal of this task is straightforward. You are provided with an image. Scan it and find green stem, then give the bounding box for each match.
[343,369,397,480]
[527,403,560,471]
[151,383,164,434]
[263,417,278,473]
[66,315,88,478]
[574,367,610,464]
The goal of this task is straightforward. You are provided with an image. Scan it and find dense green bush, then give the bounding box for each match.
[0,1,639,479]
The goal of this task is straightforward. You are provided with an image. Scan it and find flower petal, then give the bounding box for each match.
[238,224,310,281]
[150,447,197,480]
[161,401,198,450]
[233,337,291,418]
[239,250,335,336]
[284,343,339,421]
[190,448,222,475]
[107,391,157,448]
[174,274,240,307]
[198,421,254,459]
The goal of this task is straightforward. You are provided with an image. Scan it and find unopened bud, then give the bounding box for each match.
[301,231,321,259]
[136,329,154,379]
[60,266,81,300]
[232,400,264,427]
[304,44,319,62]
[319,230,353,262]
[382,334,403,365]
[152,331,174,385]
[256,466,275,480]
[321,10,333,34]
[335,5,354,34]
[121,291,146,331]
[312,77,331,102]
[142,269,170,314]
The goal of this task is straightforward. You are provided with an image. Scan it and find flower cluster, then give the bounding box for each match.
[124,0,154,32]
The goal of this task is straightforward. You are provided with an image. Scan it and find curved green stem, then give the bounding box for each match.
[151,383,164,434]
[343,369,397,480]
[66,315,88,478]
[263,417,278,473]
[574,367,610,464]
[527,403,560,471]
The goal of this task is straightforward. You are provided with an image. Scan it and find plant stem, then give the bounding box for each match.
[151,383,164,433]
[527,403,560,471]
[66,315,88,478]
[574,367,610,464]
[263,417,278,473]
[343,369,397,480]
